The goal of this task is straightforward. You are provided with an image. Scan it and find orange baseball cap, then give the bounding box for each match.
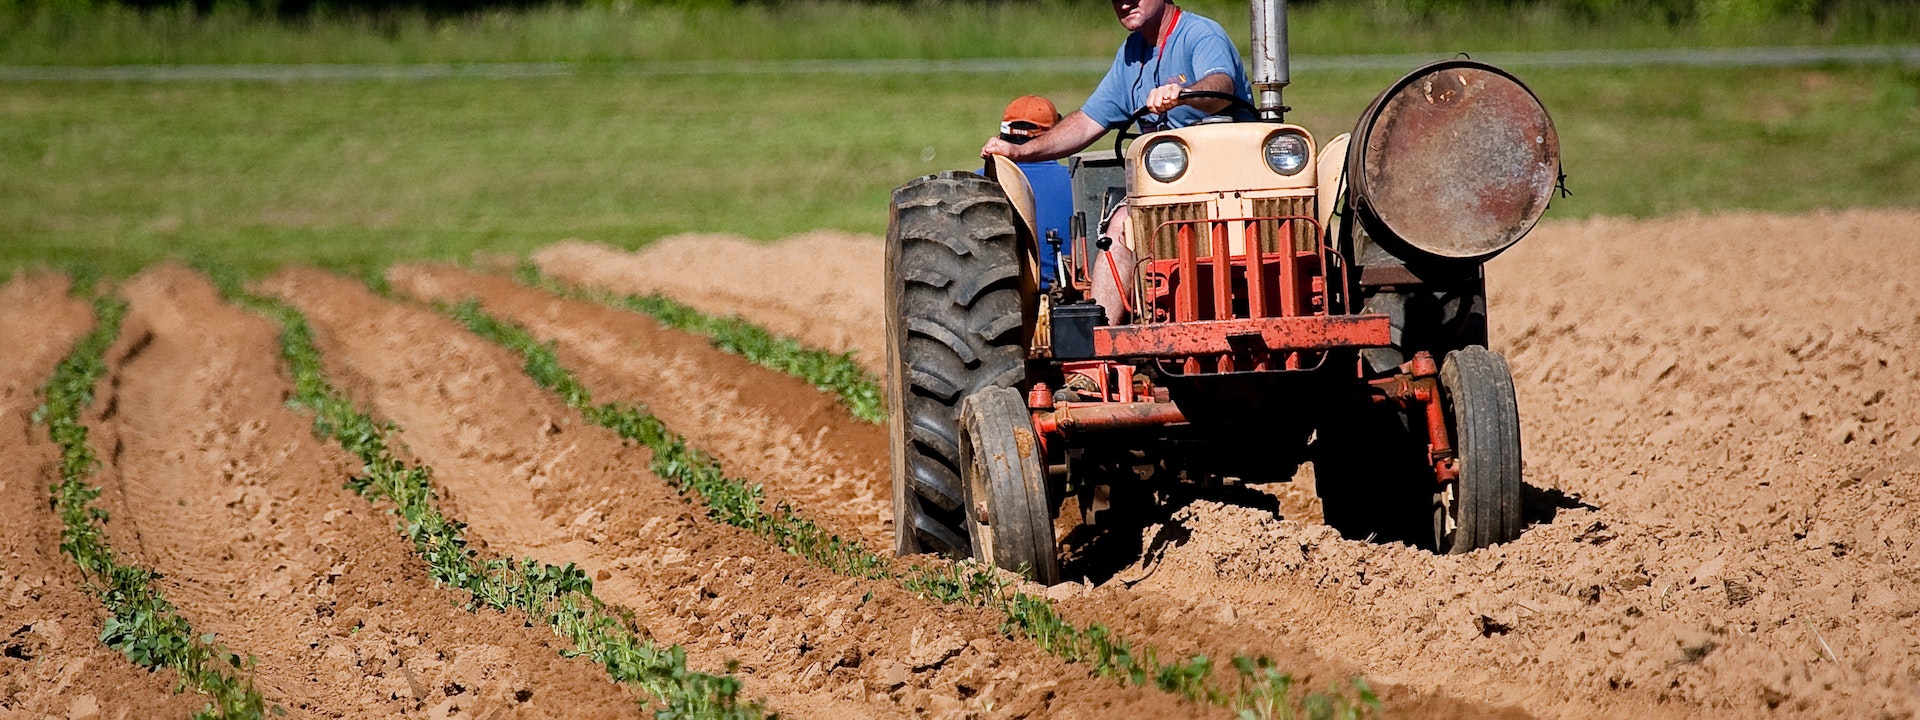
[1000,95,1061,137]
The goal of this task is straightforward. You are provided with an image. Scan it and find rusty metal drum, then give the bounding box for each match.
[1347,61,1560,260]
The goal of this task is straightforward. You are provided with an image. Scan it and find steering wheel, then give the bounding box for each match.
[1110,90,1260,159]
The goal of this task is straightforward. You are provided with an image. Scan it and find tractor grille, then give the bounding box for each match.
[1135,198,1316,260]
[1251,195,1318,253]
[1134,202,1209,261]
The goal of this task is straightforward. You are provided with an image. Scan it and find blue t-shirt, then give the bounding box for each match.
[977,159,1073,289]
[1080,10,1252,132]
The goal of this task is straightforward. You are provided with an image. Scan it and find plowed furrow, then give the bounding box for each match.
[534,236,886,375]
[86,266,642,720]
[265,267,1196,719]
[399,265,891,548]
[387,265,1531,719]
[0,274,201,718]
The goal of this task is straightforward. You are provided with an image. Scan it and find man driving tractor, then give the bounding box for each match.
[982,0,1252,323]
[894,0,1558,579]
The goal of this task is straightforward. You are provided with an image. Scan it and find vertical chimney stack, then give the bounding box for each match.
[1249,0,1289,120]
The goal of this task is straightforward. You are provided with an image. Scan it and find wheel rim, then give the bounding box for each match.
[958,388,1059,583]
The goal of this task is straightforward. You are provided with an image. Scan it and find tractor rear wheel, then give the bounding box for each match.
[885,172,1028,559]
[959,387,1059,584]
[1436,346,1523,552]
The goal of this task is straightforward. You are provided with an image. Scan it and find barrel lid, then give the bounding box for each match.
[1348,61,1560,260]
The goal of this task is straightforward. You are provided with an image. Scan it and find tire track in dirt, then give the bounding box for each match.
[271,267,1199,720]
[390,265,1529,719]
[0,273,201,719]
[578,210,1920,718]
[85,265,642,720]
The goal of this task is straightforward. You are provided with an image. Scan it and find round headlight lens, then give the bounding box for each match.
[1143,139,1188,182]
[1264,132,1309,176]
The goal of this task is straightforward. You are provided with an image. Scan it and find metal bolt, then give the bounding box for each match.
[974,501,991,525]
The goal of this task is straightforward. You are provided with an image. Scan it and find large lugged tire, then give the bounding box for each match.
[886,172,1028,559]
[1437,346,1523,552]
[959,387,1059,584]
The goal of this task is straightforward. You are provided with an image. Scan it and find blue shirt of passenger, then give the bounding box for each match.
[1080,10,1253,132]
[980,160,1075,289]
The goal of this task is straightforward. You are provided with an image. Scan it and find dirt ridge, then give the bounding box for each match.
[85,265,643,720]
[280,267,1207,719]
[0,273,202,719]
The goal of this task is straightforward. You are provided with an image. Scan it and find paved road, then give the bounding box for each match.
[3,44,1915,82]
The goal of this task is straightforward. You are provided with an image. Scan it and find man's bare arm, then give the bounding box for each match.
[981,110,1110,163]
[1145,72,1240,114]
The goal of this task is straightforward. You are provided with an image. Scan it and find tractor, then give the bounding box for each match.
[885,0,1561,583]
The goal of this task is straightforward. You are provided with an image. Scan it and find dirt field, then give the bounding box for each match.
[536,209,1920,719]
[4,209,1914,718]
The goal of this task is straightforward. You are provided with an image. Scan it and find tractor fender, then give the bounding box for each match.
[985,156,1044,349]
[1316,133,1351,241]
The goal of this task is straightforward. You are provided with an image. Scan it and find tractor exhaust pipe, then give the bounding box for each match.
[1249,0,1289,120]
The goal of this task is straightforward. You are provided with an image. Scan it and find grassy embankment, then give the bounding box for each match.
[1,2,1916,276]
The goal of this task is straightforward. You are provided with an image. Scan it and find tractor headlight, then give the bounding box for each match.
[1143,139,1188,182]
[1263,132,1310,176]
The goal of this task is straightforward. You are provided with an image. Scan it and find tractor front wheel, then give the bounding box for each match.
[959,387,1059,584]
[1435,346,1523,553]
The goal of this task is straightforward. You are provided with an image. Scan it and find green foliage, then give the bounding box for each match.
[198,265,762,720]
[34,293,273,720]
[445,297,1380,716]
[1,0,1914,66]
[515,263,885,424]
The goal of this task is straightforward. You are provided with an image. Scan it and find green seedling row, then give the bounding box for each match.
[197,266,763,720]
[34,294,273,720]
[444,299,1380,720]
[517,264,886,424]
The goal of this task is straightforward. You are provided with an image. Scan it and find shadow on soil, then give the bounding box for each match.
[1060,480,1596,587]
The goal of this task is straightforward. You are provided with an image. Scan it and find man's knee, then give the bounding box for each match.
[1092,204,1135,325]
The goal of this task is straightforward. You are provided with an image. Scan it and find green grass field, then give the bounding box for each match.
[4,61,1916,276]
[5,0,1919,276]
[6,1,1915,66]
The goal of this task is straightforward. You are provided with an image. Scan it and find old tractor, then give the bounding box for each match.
[885,0,1560,583]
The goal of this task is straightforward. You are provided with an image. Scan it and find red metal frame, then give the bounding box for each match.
[1128,212,1385,373]
[1032,209,1404,447]
[1365,351,1459,483]
[1092,315,1389,357]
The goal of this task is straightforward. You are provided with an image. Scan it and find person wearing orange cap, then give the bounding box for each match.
[981,95,1075,290]
[980,0,1251,322]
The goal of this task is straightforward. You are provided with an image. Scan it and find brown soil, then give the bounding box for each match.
[277,267,1199,719]
[534,232,888,375]
[0,273,203,720]
[547,209,1920,719]
[82,265,642,720]
[387,265,1525,719]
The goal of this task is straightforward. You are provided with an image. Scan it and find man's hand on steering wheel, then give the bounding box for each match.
[1145,81,1188,114]
[1111,90,1260,158]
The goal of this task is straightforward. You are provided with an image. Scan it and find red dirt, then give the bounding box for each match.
[0,273,203,719]
[84,265,643,720]
[547,209,1920,719]
[277,267,1201,719]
